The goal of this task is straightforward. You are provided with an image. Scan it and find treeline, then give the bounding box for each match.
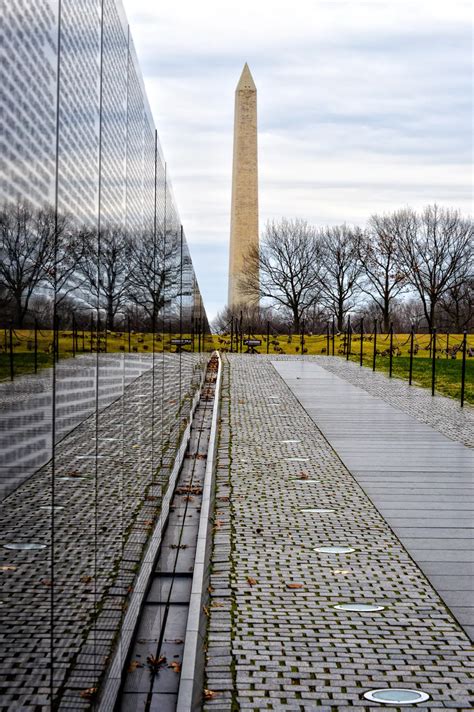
[215,205,473,334]
[0,201,202,331]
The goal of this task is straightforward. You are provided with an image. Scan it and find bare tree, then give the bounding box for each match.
[439,277,474,331]
[241,218,322,331]
[0,201,60,326]
[77,225,131,330]
[396,205,473,331]
[318,225,364,331]
[357,215,407,332]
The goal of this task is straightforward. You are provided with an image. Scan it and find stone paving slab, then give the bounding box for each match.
[310,356,473,449]
[204,355,473,711]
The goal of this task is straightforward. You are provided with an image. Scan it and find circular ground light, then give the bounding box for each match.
[40,506,65,511]
[285,457,309,462]
[334,603,385,612]
[363,689,430,705]
[3,543,46,551]
[314,545,355,554]
[57,477,85,481]
[281,439,301,444]
[301,508,335,513]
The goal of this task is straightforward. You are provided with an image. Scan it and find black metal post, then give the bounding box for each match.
[239,311,243,353]
[331,318,335,356]
[372,319,377,372]
[230,317,233,353]
[460,330,467,407]
[9,324,14,381]
[389,322,393,377]
[90,312,94,353]
[34,319,38,374]
[326,321,330,355]
[446,331,449,359]
[266,321,270,354]
[55,315,59,363]
[82,329,85,352]
[128,316,131,353]
[346,317,351,361]
[72,314,76,358]
[431,327,437,396]
[300,321,304,354]
[409,325,414,385]
[360,317,364,366]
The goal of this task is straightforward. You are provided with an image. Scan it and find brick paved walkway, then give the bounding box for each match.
[204,355,473,711]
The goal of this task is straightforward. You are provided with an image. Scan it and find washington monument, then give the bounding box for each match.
[227,63,260,309]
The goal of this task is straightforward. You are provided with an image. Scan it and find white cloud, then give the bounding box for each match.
[122,0,472,320]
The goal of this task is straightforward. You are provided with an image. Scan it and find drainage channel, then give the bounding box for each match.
[116,354,220,712]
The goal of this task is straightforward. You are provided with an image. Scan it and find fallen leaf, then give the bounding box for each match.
[128,660,142,672]
[286,583,304,589]
[211,601,224,608]
[165,638,184,644]
[217,495,229,502]
[204,689,216,700]
[81,575,93,584]
[0,565,16,571]
[214,519,223,529]
[169,661,181,673]
[247,577,257,586]
[79,687,97,700]
[298,472,309,480]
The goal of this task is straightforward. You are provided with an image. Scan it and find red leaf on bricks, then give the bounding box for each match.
[286,583,304,589]
[247,577,257,586]
[79,687,97,700]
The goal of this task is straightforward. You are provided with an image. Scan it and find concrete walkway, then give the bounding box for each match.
[273,360,474,642]
[204,355,473,711]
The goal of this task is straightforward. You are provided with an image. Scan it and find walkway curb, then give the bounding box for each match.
[177,352,222,712]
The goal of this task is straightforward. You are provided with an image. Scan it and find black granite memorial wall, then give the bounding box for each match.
[0,1,211,707]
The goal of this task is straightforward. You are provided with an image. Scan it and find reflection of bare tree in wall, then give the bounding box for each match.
[241,218,322,331]
[318,225,364,331]
[395,205,473,331]
[77,226,131,330]
[127,228,181,329]
[0,201,66,326]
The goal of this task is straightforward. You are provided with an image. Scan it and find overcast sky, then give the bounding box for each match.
[122,0,472,321]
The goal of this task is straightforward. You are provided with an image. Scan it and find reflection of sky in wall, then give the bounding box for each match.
[122,0,473,320]
[0,0,206,325]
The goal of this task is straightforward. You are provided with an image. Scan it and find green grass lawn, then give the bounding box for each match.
[1,330,472,406]
[350,354,473,404]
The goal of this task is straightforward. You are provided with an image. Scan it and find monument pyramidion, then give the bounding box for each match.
[228,63,260,309]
